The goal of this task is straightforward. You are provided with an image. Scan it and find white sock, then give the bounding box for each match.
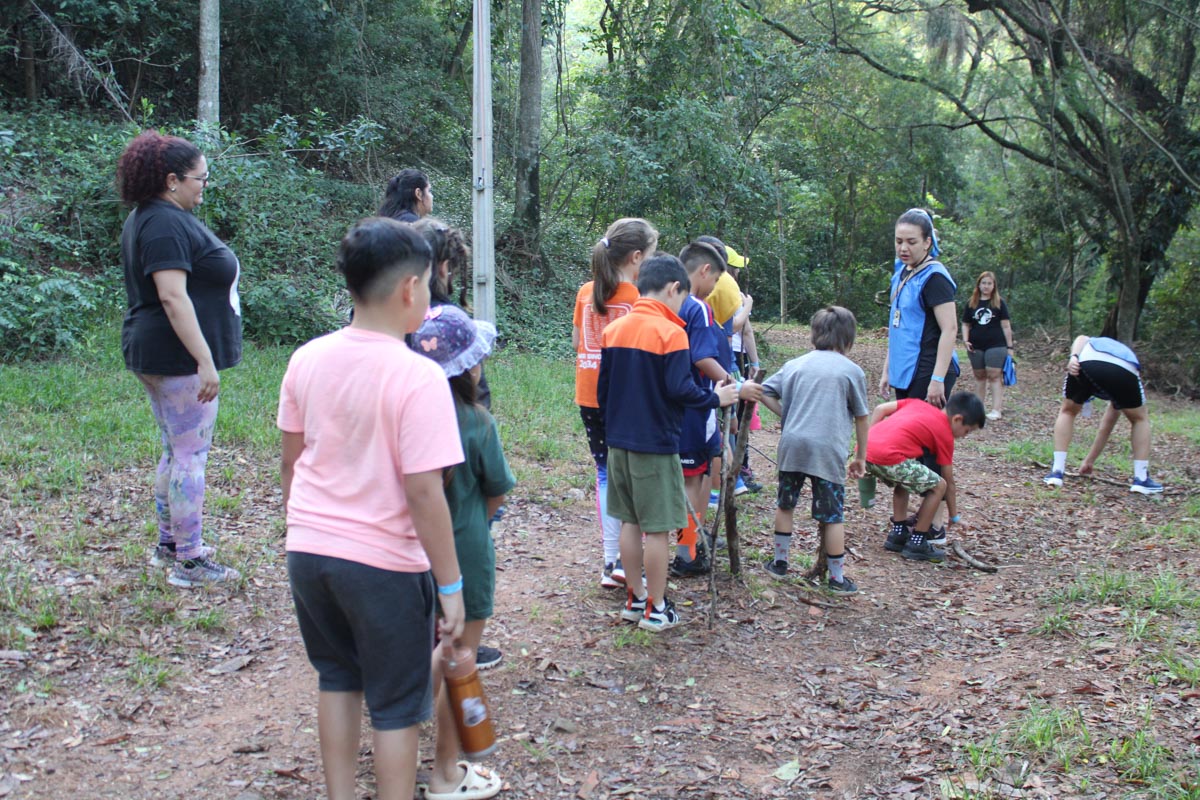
[1134,460,1149,481]
[1052,451,1067,473]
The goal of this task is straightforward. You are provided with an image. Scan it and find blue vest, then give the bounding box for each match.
[887,260,959,389]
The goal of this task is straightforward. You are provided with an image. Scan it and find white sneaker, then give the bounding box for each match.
[986,410,1002,421]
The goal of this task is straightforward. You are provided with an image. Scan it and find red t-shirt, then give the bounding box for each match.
[866,398,954,467]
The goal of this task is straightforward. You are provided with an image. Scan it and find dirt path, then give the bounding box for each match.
[2,330,1196,799]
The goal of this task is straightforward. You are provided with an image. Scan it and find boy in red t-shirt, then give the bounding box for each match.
[865,392,986,562]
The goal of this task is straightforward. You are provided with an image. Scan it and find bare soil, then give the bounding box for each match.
[2,329,1197,799]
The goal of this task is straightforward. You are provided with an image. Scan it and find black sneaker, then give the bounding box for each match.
[701,529,727,552]
[669,550,711,577]
[884,519,912,552]
[764,559,788,578]
[476,646,503,670]
[926,526,947,547]
[638,598,681,632]
[620,590,648,622]
[901,538,945,563]
[827,576,859,595]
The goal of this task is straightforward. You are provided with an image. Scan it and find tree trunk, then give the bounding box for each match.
[21,21,38,101]
[448,10,472,81]
[510,0,544,278]
[197,0,220,128]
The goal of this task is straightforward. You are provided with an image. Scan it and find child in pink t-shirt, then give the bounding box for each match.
[278,218,466,800]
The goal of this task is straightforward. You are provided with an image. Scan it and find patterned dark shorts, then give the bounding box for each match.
[777,471,845,523]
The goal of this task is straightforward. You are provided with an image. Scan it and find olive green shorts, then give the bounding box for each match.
[866,458,942,495]
[606,447,687,533]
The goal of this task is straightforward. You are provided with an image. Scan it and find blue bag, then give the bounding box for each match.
[1002,354,1017,387]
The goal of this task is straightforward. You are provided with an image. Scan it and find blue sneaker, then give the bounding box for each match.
[734,476,749,496]
[1043,470,1064,487]
[1130,476,1164,495]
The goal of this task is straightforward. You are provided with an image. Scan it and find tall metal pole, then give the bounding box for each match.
[472,0,497,324]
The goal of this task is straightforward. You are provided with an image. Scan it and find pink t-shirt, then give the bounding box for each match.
[278,327,465,572]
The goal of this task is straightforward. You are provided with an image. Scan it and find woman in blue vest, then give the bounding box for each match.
[878,208,960,407]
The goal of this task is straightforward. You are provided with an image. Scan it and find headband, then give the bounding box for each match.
[907,207,940,258]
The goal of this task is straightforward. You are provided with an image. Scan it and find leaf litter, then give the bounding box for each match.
[0,330,1197,798]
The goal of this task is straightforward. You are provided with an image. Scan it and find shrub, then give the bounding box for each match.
[0,259,106,361]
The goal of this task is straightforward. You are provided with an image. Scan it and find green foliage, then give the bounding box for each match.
[1142,228,1200,390]
[0,259,108,361]
[0,106,378,356]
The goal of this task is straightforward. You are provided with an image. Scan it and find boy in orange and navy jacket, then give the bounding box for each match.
[596,254,739,631]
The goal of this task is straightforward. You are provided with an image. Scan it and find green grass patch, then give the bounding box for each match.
[488,351,590,491]
[1152,406,1200,447]
[1013,701,1093,771]
[0,328,291,505]
[127,651,177,690]
[1033,606,1076,636]
[611,626,653,648]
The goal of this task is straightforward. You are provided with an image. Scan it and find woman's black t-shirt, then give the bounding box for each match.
[912,272,957,383]
[121,199,243,375]
[961,298,1010,351]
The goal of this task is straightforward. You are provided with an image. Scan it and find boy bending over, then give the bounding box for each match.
[866,392,986,563]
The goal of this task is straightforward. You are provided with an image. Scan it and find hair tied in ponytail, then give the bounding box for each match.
[601,237,610,248]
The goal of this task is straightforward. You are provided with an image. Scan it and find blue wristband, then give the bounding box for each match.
[437,576,463,596]
[950,514,962,524]
[930,375,945,383]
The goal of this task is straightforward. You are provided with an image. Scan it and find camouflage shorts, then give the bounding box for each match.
[866,459,941,495]
[777,472,845,523]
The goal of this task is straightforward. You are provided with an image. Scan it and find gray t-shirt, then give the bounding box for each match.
[762,350,870,484]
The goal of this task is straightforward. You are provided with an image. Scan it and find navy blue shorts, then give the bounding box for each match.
[288,552,436,730]
[777,472,845,523]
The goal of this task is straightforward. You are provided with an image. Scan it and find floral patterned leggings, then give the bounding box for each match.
[138,374,219,560]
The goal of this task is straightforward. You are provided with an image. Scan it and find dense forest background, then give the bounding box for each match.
[2,0,1199,390]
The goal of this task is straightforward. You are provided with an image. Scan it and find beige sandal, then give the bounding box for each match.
[422,761,502,800]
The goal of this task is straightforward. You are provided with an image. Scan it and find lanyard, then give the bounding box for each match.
[891,259,932,306]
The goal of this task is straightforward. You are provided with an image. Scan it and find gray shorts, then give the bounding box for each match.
[288,552,436,730]
[969,346,1008,370]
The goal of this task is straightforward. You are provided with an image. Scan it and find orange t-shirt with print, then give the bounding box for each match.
[573,281,639,408]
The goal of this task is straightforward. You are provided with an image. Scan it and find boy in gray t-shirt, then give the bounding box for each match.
[740,306,870,593]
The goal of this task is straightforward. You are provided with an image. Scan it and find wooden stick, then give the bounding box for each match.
[1032,460,1140,489]
[794,592,838,610]
[803,545,828,583]
[951,541,998,573]
[722,367,765,577]
[707,400,736,627]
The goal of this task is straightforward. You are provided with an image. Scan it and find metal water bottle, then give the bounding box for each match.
[444,645,497,758]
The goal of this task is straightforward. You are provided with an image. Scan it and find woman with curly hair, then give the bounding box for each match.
[117,130,242,588]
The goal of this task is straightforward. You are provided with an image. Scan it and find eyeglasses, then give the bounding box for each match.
[182,173,211,185]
